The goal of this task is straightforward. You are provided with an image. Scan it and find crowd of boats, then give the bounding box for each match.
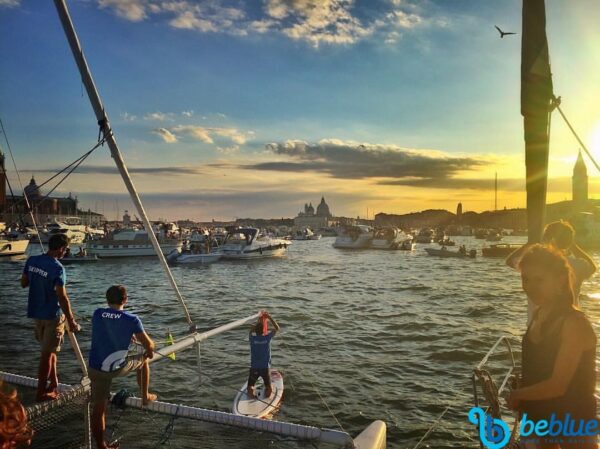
[0,217,526,263]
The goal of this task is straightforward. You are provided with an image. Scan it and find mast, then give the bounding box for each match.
[521,0,554,243]
[53,0,194,330]
[494,172,498,211]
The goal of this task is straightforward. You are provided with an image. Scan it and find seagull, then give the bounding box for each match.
[495,25,516,38]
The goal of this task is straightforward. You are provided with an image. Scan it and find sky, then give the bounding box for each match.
[1,0,600,222]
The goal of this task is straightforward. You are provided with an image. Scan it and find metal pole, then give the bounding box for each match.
[53,0,194,330]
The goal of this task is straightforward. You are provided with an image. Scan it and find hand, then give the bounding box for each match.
[506,390,521,411]
[67,318,81,333]
[144,349,154,360]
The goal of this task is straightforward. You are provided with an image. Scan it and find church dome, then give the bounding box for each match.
[316,197,331,217]
[306,202,315,215]
[24,176,41,199]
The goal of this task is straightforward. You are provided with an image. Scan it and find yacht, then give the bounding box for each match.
[217,228,289,259]
[333,225,373,249]
[86,228,182,257]
[291,227,322,240]
[370,227,412,250]
[414,228,435,244]
[0,235,29,257]
[43,218,88,244]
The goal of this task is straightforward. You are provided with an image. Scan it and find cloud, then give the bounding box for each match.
[28,165,203,176]
[0,0,20,7]
[94,0,429,47]
[97,0,147,21]
[181,110,194,117]
[152,128,178,143]
[246,139,485,183]
[121,112,137,122]
[144,111,173,122]
[159,125,251,146]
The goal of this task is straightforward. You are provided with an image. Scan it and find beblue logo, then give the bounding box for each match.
[468,407,510,449]
[468,407,600,448]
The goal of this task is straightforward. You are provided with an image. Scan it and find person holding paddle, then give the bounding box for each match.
[248,311,280,399]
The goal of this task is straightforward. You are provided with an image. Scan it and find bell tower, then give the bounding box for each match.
[572,150,588,208]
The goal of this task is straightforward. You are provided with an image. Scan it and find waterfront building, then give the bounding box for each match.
[294,197,333,229]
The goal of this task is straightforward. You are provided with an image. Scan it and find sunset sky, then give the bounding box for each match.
[1,0,600,221]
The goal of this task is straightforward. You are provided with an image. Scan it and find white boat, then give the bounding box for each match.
[291,227,322,240]
[333,225,373,249]
[86,228,182,257]
[0,237,29,256]
[370,227,411,250]
[414,228,435,243]
[167,249,222,265]
[43,218,88,244]
[218,228,289,259]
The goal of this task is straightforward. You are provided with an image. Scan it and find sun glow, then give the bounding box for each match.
[588,120,600,161]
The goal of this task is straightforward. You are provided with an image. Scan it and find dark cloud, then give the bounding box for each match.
[379,177,525,191]
[28,165,204,176]
[240,141,486,183]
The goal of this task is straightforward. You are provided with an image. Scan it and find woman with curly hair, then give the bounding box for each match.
[0,383,32,449]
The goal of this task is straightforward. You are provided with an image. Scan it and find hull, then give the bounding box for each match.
[171,253,222,264]
[333,235,372,249]
[86,240,182,257]
[220,243,288,259]
[370,239,401,249]
[0,239,29,256]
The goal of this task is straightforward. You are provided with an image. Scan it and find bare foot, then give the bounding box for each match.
[142,393,157,405]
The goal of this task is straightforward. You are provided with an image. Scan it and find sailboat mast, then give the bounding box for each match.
[521,0,554,243]
[53,0,194,329]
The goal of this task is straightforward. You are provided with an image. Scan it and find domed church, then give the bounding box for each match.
[294,196,333,228]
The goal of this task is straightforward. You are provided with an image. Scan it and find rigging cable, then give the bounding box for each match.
[552,96,600,173]
[0,117,44,249]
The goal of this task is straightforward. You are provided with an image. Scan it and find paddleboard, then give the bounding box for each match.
[232,369,284,418]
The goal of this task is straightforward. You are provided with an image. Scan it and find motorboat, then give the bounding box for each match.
[424,247,476,258]
[86,228,182,257]
[0,237,29,257]
[167,250,222,265]
[217,228,289,259]
[43,218,88,244]
[332,225,373,249]
[370,227,411,250]
[399,239,416,250]
[437,237,455,246]
[291,227,322,241]
[414,228,435,243]
[481,243,522,258]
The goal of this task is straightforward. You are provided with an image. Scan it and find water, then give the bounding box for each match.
[2,237,600,448]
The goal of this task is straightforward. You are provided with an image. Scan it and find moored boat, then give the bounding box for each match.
[332,225,373,249]
[370,227,411,250]
[0,237,29,256]
[481,243,522,258]
[86,228,182,257]
[217,228,289,259]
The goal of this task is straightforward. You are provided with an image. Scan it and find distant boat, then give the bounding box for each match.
[481,243,522,258]
[217,228,289,259]
[333,225,373,249]
[424,247,476,258]
[0,237,29,257]
[371,227,411,250]
[167,250,222,265]
[414,228,435,244]
[86,228,182,257]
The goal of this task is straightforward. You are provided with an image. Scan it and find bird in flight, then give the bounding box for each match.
[495,25,516,38]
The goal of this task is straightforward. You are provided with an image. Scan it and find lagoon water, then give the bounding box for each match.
[2,236,600,448]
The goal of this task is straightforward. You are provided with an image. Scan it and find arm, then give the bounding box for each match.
[20,274,29,288]
[135,331,155,359]
[570,243,597,277]
[508,314,595,406]
[264,312,280,334]
[55,285,80,332]
[505,243,532,269]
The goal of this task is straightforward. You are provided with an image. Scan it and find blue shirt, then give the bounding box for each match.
[249,331,274,369]
[23,254,66,320]
[89,307,144,372]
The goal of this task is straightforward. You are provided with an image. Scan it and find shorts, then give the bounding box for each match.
[34,315,66,353]
[247,368,271,388]
[89,354,146,403]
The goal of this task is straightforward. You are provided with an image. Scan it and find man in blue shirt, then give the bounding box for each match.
[21,234,80,402]
[89,285,156,449]
[248,311,280,399]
